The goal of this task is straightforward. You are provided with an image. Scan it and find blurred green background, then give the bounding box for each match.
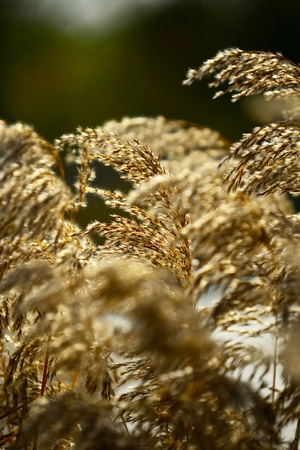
[2,0,300,225]
[1,0,300,144]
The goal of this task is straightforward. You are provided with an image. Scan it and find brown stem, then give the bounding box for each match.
[33,340,50,450]
[291,416,300,450]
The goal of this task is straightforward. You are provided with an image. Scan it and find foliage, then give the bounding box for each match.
[1,48,300,448]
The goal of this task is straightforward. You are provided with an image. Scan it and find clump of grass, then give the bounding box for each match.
[1,48,300,449]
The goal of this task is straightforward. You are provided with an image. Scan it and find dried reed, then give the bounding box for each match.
[1,48,300,448]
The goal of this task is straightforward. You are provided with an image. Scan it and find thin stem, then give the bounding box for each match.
[40,344,50,396]
[291,416,300,450]
[271,316,279,406]
[120,414,130,437]
[266,242,280,450]
[33,340,50,450]
[71,368,78,390]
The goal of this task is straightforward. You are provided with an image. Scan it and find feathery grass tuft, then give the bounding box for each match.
[1,47,300,448]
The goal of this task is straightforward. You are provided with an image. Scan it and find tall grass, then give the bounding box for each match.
[1,48,300,449]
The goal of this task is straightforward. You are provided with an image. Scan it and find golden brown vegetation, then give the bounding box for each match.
[1,48,300,449]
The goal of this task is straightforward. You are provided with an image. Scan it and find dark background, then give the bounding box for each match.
[1,0,299,144]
